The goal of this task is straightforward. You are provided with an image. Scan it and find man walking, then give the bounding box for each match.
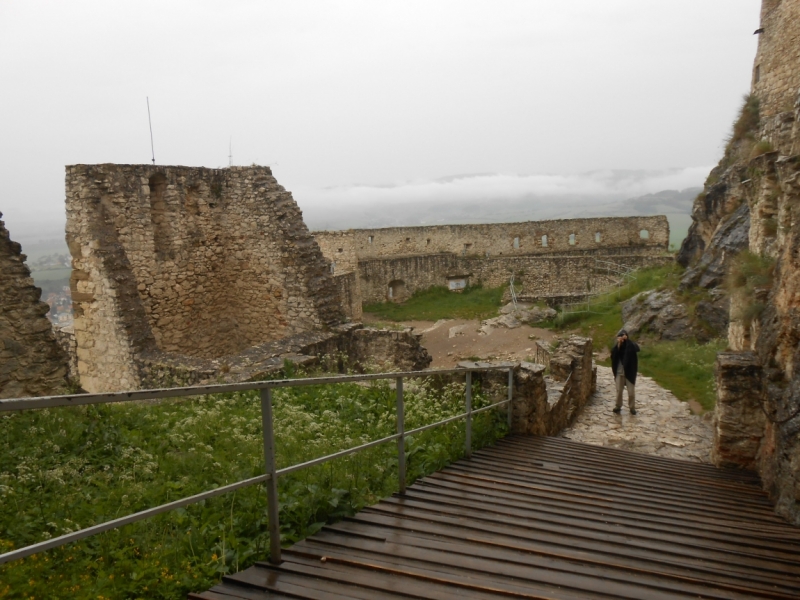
[611,329,639,415]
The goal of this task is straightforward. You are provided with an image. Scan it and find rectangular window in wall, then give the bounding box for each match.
[368,235,374,244]
[569,233,576,245]
[595,232,601,243]
[448,278,467,291]
[513,236,520,249]
[541,235,548,247]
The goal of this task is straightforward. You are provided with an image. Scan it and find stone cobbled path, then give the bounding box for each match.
[559,366,713,463]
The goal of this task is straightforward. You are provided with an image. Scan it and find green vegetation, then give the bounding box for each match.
[543,264,723,411]
[726,250,776,327]
[750,140,775,159]
[638,339,725,411]
[730,94,760,147]
[546,264,683,343]
[364,285,505,322]
[0,371,505,599]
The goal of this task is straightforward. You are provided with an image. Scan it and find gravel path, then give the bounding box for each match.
[559,366,713,463]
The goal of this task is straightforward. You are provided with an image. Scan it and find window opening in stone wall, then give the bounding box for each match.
[330,262,336,274]
[569,233,576,245]
[754,64,760,83]
[426,239,431,246]
[541,235,548,247]
[595,232,601,243]
[337,248,343,253]
[463,243,472,256]
[368,235,373,244]
[148,173,172,259]
[513,236,520,249]
[640,229,650,239]
[405,237,411,242]
[448,278,467,291]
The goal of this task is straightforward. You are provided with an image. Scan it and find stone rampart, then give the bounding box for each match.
[316,216,670,305]
[358,251,672,305]
[1,212,68,398]
[316,216,668,262]
[65,164,344,392]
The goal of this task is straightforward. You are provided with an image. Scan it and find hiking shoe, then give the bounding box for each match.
[612,407,621,414]
[630,409,637,415]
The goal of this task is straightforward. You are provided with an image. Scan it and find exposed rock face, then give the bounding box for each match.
[0,212,68,398]
[65,164,345,392]
[681,0,800,523]
[621,290,691,341]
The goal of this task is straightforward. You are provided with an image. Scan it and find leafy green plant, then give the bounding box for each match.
[0,373,506,599]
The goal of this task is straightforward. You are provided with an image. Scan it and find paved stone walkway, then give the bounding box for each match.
[559,366,713,463]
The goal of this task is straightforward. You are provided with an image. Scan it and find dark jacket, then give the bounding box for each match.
[611,339,640,384]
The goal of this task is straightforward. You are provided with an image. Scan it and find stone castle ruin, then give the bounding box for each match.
[314,216,671,307]
[0,212,68,398]
[64,164,428,393]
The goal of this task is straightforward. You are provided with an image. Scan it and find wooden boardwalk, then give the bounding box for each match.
[192,436,800,599]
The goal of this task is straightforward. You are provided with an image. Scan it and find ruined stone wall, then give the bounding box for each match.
[65,164,343,392]
[357,251,672,304]
[752,0,800,123]
[1,212,68,398]
[334,272,362,322]
[315,216,669,262]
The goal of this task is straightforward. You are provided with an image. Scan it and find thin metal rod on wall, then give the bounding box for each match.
[396,377,406,495]
[465,371,473,458]
[147,97,155,165]
[260,389,281,564]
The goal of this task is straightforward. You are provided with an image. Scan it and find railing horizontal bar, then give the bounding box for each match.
[0,366,513,412]
[0,473,270,566]
[276,433,402,477]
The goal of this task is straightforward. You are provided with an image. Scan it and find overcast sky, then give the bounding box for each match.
[0,1,760,244]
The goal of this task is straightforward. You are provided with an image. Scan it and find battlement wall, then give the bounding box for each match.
[315,216,668,266]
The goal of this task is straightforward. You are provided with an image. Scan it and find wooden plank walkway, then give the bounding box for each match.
[191,436,800,599]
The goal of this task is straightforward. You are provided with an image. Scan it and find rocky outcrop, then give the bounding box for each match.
[621,290,691,340]
[1,212,68,398]
[481,303,557,331]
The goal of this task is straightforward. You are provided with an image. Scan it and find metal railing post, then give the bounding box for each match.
[260,388,282,564]
[396,377,406,495]
[507,368,514,431]
[465,371,473,458]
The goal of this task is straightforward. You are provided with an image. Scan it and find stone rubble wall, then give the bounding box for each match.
[53,325,78,385]
[334,272,362,322]
[357,251,672,305]
[65,164,344,393]
[315,216,669,262]
[467,336,595,437]
[0,212,68,398]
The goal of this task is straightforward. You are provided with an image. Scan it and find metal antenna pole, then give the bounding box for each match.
[147,97,155,164]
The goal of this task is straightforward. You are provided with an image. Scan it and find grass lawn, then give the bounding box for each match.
[364,285,505,322]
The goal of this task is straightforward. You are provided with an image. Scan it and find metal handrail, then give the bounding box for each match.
[0,365,514,566]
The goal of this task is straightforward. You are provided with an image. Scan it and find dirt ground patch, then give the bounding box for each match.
[363,313,557,369]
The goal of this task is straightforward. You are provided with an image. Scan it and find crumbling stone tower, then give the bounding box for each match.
[66,165,344,393]
[0,212,68,398]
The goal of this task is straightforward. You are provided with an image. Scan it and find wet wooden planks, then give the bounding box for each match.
[191,436,800,599]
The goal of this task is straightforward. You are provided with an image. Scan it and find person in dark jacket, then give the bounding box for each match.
[610,329,639,415]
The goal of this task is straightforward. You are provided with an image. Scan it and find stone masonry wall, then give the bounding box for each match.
[316,216,668,263]
[357,251,672,304]
[65,164,344,393]
[1,211,68,398]
[752,0,800,121]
